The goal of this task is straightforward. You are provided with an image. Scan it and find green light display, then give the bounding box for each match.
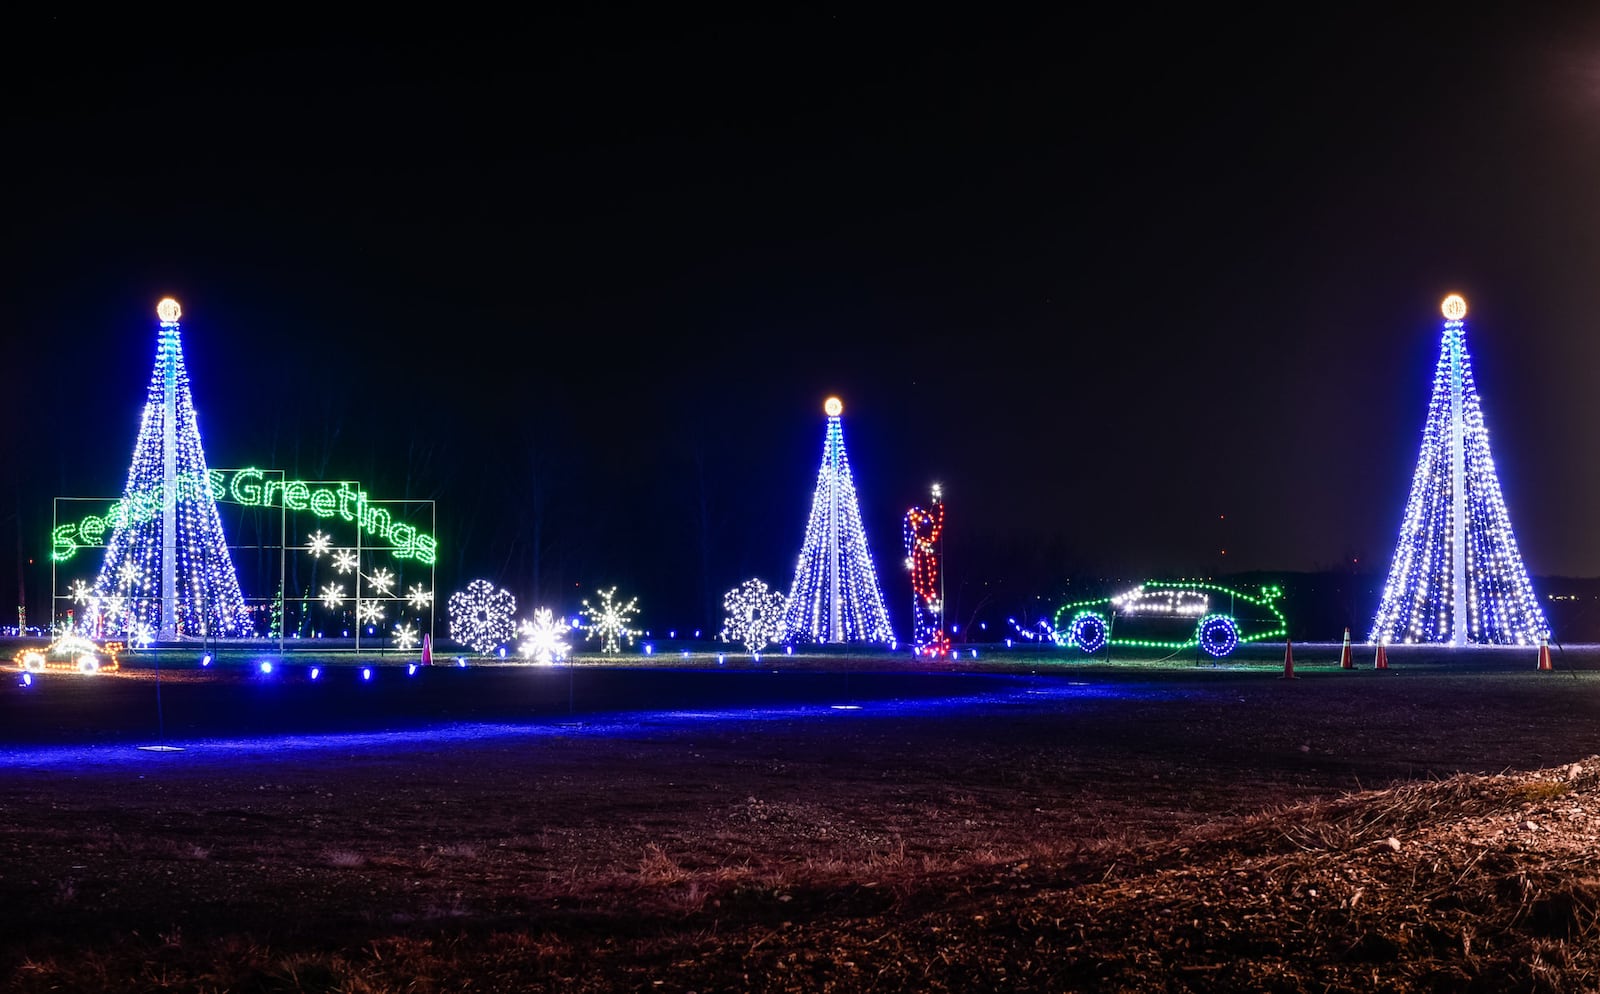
[1051,581,1287,656]
[51,468,438,565]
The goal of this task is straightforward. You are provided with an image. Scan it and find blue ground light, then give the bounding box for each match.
[0,677,1144,771]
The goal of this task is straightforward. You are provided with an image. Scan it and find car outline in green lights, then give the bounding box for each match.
[1051,581,1287,658]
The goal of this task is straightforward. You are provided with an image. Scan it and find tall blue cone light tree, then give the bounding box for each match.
[94,299,251,639]
[781,397,894,644]
[1370,295,1549,646]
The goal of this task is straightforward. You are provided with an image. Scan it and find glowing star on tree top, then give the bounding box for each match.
[824,396,843,417]
[1441,293,1467,321]
[156,297,181,324]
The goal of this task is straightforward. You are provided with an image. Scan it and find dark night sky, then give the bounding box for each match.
[5,10,1600,634]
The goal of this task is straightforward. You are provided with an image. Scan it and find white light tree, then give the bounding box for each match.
[1370,295,1549,645]
[721,578,786,654]
[780,397,893,644]
[93,298,250,638]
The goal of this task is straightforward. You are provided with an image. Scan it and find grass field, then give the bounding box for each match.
[2,648,1598,991]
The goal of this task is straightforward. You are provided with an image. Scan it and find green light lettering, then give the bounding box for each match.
[80,515,106,545]
[51,524,78,562]
[413,533,437,565]
[387,521,416,558]
[309,488,337,517]
[283,481,309,510]
[231,468,264,506]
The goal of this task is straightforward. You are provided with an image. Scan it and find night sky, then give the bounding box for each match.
[5,11,1600,635]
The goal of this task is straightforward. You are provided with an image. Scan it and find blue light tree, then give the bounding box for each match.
[1369,295,1548,645]
[781,397,894,644]
[93,299,251,639]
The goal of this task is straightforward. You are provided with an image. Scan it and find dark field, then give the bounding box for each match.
[3,645,1599,992]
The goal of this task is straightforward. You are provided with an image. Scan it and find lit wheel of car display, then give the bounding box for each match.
[1196,614,1239,657]
[1069,612,1109,654]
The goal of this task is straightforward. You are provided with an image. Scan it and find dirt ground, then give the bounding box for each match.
[2,649,1599,992]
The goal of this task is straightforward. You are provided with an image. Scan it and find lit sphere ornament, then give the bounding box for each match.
[156,297,182,323]
[824,396,843,417]
[1441,294,1467,321]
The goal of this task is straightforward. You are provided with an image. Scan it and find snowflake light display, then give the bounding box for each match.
[92,299,250,637]
[780,397,894,643]
[720,578,786,654]
[69,580,91,605]
[407,583,433,610]
[518,608,572,663]
[393,621,419,650]
[903,485,949,658]
[580,586,640,654]
[321,582,346,610]
[1370,295,1549,645]
[368,567,395,594]
[448,579,517,654]
[307,530,332,557]
[131,622,156,649]
[332,549,359,574]
[357,599,385,625]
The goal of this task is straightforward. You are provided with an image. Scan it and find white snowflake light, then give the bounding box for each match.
[579,586,640,655]
[721,577,787,654]
[518,607,571,664]
[131,622,156,649]
[393,621,419,650]
[368,567,396,595]
[117,562,142,588]
[407,584,433,610]
[357,599,385,625]
[447,579,517,654]
[321,582,346,610]
[307,530,333,557]
[69,580,92,605]
[332,549,359,574]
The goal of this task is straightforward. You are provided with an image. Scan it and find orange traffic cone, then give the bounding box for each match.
[1338,627,1353,670]
[1537,635,1552,672]
[421,633,434,666]
[1279,639,1298,679]
[1374,642,1389,670]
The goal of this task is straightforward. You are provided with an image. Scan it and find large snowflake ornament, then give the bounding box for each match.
[332,549,359,574]
[393,621,420,650]
[69,580,92,606]
[357,599,385,625]
[720,577,787,654]
[307,530,332,558]
[448,579,517,654]
[579,586,640,655]
[407,584,433,610]
[368,568,395,595]
[518,607,571,664]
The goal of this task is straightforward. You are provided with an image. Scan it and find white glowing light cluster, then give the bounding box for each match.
[1110,585,1209,617]
[580,586,640,654]
[447,579,517,654]
[93,299,251,638]
[720,578,786,654]
[780,398,894,644]
[518,607,571,663]
[1370,296,1549,645]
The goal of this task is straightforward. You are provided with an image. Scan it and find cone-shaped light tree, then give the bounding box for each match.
[94,299,250,639]
[781,397,894,644]
[1369,295,1548,646]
